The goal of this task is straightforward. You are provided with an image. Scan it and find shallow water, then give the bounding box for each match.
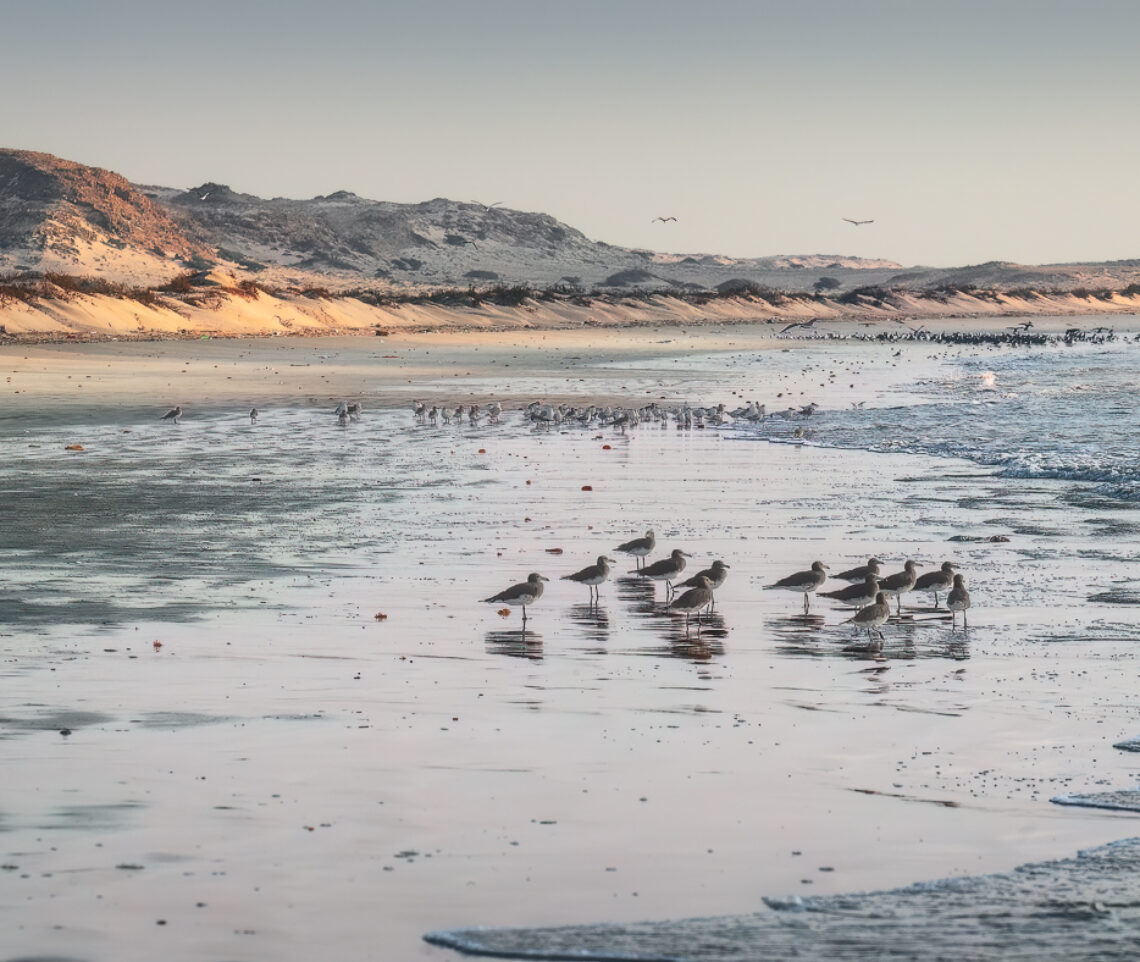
[2,332,1140,962]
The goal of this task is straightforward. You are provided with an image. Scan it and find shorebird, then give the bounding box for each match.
[652,216,677,223]
[249,407,259,423]
[347,402,363,421]
[483,573,549,624]
[835,558,883,583]
[633,549,690,599]
[878,560,921,614]
[668,575,715,631]
[160,406,183,424]
[913,561,958,608]
[561,555,616,604]
[842,218,874,226]
[678,560,730,609]
[615,530,655,569]
[765,561,829,614]
[947,574,971,628]
[428,406,439,425]
[413,400,426,420]
[845,591,891,643]
[334,400,348,417]
[821,574,879,609]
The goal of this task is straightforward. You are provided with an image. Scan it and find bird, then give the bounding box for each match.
[483,573,549,623]
[947,574,971,628]
[249,407,259,423]
[632,549,690,599]
[347,402,363,421]
[199,191,211,201]
[821,574,879,609]
[615,530,656,569]
[834,558,883,583]
[668,575,715,631]
[913,561,958,608]
[878,560,921,614]
[652,216,677,223]
[678,560,730,609]
[561,556,616,604]
[765,561,829,614]
[843,218,874,226]
[160,406,183,424]
[844,591,891,643]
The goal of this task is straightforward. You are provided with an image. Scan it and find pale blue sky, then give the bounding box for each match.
[2,0,1137,266]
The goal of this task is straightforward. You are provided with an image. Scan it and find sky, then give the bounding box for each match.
[1,0,1138,267]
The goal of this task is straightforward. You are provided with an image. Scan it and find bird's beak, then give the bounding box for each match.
[821,563,830,569]
[680,551,691,557]
[722,563,731,568]
[539,575,550,581]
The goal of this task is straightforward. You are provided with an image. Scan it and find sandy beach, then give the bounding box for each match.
[3,323,1140,961]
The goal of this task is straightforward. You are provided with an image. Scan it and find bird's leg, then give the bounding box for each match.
[803,593,809,615]
[521,606,528,624]
[934,591,940,609]
[963,612,968,629]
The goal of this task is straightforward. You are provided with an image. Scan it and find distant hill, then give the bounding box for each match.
[2,148,1139,294]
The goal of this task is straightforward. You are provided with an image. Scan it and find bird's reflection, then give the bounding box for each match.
[485,628,544,661]
[566,603,610,645]
[768,613,827,657]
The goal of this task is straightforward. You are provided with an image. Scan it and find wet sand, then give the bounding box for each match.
[3,328,1140,961]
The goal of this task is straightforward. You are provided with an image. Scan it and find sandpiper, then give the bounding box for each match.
[668,575,715,631]
[161,406,183,424]
[821,574,879,609]
[615,530,656,569]
[765,561,829,614]
[678,560,730,609]
[947,574,971,628]
[249,407,259,423]
[633,548,689,598]
[914,561,958,608]
[845,591,891,643]
[483,573,549,623]
[561,555,616,604]
[834,558,882,582]
[879,560,921,614]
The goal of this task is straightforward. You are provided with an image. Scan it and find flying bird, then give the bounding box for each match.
[843,218,874,226]
[652,216,677,223]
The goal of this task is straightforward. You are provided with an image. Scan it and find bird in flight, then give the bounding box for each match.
[843,218,874,226]
[472,201,503,211]
[652,216,677,223]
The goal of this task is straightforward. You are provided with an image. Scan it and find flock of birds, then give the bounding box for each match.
[482,531,973,644]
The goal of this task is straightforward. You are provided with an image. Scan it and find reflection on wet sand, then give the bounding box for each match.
[566,603,610,646]
[769,611,972,663]
[484,628,544,661]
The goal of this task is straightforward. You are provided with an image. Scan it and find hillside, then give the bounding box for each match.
[2,148,1140,298]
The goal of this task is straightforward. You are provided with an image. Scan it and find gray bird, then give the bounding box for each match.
[678,560,730,609]
[483,573,549,623]
[765,561,829,614]
[615,529,656,570]
[249,408,259,423]
[835,558,883,582]
[821,574,879,609]
[879,560,921,614]
[845,591,891,642]
[562,556,616,604]
[947,574,971,628]
[668,575,715,631]
[161,406,183,424]
[633,548,690,599]
[914,561,958,608]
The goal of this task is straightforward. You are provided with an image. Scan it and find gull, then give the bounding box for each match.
[561,555,616,605]
[843,218,874,226]
[913,561,958,608]
[764,561,829,614]
[947,574,971,628]
[199,192,211,201]
[483,573,549,624]
[472,200,503,210]
[652,216,677,223]
[160,406,183,424]
[668,575,715,632]
[615,529,655,569]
